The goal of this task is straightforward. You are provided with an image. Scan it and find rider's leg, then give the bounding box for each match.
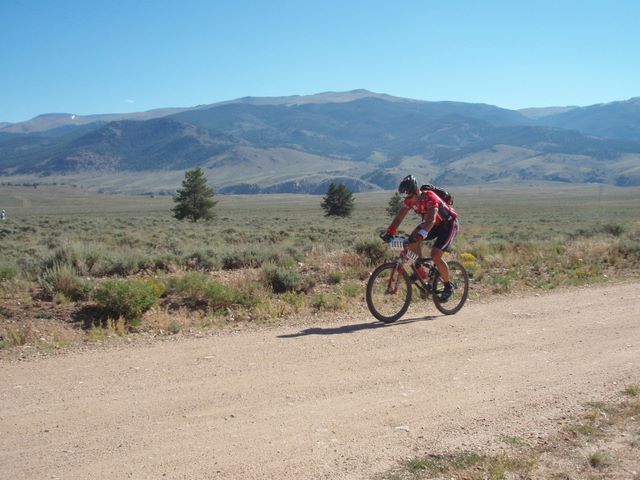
[407,225,427,260]
[430,219,459,284]
[431,246,449,283]
[408,226,430,279]
[407,239,422,258]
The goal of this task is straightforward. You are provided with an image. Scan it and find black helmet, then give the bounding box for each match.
[398,175,418,196]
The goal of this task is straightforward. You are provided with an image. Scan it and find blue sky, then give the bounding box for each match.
[1,0,638,123]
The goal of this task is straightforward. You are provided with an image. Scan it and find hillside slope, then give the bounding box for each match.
[2,91,640,192]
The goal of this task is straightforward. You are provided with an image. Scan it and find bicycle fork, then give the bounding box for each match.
[385,262,404,294]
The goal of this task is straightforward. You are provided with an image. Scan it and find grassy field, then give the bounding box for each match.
[1,182,639,353]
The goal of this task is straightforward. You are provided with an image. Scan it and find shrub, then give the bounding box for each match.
[263,266,302,293]
[328,271,343,285]
[202,281,255,310]
[311,292,342,311]
[42,241,107,275]
[101,250,154,276]
[588,451,610,469]
[0,263,18,282]
[93,279,159,322]
[168,272,255,310]
[354,239,387,264]
[341,282,361,298]
[167,271,209,302]
[616,239,640,259]
[38,263,93,301]
[222,248,265,269]
[182,250,221,271]
[222,247,298,270]
[140,277,167,298]
[281,291,305,311]
[168,319,181,334]
[460,252,478,268]
[600,223,624,237]
[624,384,639,397]
[0,324,33,349]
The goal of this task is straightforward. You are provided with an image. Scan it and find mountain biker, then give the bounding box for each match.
[381,175,460,301]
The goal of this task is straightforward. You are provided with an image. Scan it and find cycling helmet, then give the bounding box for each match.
[398,175,418,196]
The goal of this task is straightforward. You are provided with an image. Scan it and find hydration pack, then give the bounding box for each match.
[420,184,454,205]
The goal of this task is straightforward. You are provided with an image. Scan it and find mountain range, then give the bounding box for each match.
[1,90,639,193]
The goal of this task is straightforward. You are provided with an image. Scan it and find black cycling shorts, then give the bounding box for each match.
[410,219,459,251]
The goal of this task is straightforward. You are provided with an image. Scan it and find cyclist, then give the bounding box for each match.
[381,175,459,301]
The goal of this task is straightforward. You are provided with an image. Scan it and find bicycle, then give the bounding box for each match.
[366,236,469,323]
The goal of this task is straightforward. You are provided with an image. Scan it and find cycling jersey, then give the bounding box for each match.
[404,190,458,227]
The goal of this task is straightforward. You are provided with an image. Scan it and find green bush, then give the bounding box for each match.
[311,292,342,311]
[38,263,93,300]
[42,241,107,275]
[354,239,388,264]
[167,271,209,300]
[222,248,266,269]
[327,271,343,285]
[601,223,624,237]
[93,279,159,322]
[0,263,18,282]
[101,250,154,276]
[202,281,255,310]
[182,250,221,271]
[617,239,640,259]
[341,282,361,298]
[168,272,255,310]
[263,266,302,293]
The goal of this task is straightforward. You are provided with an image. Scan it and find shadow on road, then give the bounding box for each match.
[278,315,437,338]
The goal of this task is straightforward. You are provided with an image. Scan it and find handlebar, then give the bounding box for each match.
[380,232,408,251]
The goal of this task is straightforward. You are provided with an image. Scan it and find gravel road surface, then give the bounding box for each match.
[2,282,638,479]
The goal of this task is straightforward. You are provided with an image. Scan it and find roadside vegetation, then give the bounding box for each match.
[1,183,639,356]
[387,384,640,479]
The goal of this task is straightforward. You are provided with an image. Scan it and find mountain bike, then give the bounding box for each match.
[366,236,469,323]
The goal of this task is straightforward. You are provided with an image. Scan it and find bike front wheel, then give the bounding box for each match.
[366,262,412,323]
[432,260,469,315]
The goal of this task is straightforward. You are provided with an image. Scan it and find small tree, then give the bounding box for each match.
[172,167,217,222]
[321,182,354,217]
[386,192,403,218]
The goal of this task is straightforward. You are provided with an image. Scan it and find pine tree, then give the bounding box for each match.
[386,192,403,218]
[172,167,217,222]
[321,182,354,217]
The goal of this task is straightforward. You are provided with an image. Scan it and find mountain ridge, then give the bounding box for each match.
[1,90,639,193]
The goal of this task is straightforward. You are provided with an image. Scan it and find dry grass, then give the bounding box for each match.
[1,183,639,356]
[388,387,640,479]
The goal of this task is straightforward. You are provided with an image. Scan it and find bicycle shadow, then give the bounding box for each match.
[278,315,438,338]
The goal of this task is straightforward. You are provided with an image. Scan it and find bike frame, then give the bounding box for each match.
[388,251,437,297]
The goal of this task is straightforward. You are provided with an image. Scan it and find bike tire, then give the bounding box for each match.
[366,262,413,323]
[432,260,469,315]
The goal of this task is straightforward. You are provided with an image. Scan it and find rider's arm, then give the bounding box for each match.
[420,206,437,232]
[387,204,411,235]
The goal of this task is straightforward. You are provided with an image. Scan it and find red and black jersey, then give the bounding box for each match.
[404,190,458,226]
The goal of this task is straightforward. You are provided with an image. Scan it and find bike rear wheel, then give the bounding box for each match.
[432,260,469,315]
[366,262,412,323]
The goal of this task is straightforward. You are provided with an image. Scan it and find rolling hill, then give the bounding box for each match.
[1,90,639,193]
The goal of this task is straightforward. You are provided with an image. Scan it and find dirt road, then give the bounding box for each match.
[2,282,639,479]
